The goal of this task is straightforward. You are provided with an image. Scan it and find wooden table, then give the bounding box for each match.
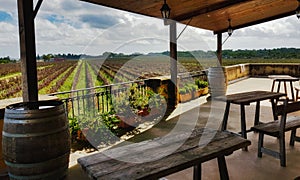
[269,75,298,101]
[217,91,286,150]
[78,128,250,180]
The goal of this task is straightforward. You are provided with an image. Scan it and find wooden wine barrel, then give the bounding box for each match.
[0,111,8,178]
[2,100,70,180]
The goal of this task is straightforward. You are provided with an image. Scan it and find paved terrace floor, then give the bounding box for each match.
[68,77,300,180]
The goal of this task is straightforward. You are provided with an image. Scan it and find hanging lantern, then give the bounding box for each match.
[296,0,300,19]
[160,0,171,19]
[160,0,171,25]
[228,19,233,36]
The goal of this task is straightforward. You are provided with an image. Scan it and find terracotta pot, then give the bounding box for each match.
[77,128,88,141]
[179,93,193,102]
[193,89,204,98]
[137,108,150,117]
[117,114,136,128]
[202,87,209,95]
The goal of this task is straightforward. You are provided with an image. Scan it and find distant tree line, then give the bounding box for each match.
[37,53,81,61]
[222,48,300,59]
[158,48,300,59]
[0,56,16,64]
[1,48,300,64]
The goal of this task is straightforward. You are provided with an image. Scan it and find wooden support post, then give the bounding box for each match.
[18,0,38,103]
[217,33,222,66]
[169,21,177,107]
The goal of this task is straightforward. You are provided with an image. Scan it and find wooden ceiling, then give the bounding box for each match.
[81,0,299,34]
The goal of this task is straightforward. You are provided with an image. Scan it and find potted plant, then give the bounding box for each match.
[179,86,192,102]
[112,91,137,128]
[187,83,200,99]
[196,79,209,95]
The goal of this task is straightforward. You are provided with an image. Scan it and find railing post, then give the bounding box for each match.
[71,98,75,119]
[64,99,69,118]
[96,93,100,112]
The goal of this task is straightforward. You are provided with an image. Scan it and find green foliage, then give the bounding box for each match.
[179,88,187,94]
[33,48,300,61]
[179,82,198,94]
[195,79,208,89]
[129,83,150,111]
[113,83,165,115]
[76,61,87,89]
[0,56,14,64]
[42,54,53,61]
[100,111,121,132]
[69,111,122,143]
[69,117,81,137]
[223,48,300,59]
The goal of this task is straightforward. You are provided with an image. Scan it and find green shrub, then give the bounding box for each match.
[179,82,198,94]
[113,83,165,114]
[179,87,187,94]
[195,79,208,89]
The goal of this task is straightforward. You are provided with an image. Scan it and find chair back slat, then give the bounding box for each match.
[285,101,300,113]
[275,99,300,133]
[276,101,300,116]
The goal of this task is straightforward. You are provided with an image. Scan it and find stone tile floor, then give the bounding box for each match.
[38,78,300,179]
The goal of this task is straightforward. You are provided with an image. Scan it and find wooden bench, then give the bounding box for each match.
[251,99,300,167]
[78,128,250,180]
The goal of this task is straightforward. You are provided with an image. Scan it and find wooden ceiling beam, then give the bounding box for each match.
[80,0,159,18]
[174,0,251,22]
[214,10,297,34]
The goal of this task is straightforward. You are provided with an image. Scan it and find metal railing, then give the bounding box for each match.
[49,72,207,119]
[49,80,146,118]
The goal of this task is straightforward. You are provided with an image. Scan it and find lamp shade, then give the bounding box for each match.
[160,0,171,19]
[297,0,300,19]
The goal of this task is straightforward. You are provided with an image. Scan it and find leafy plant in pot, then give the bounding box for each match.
[195,79,209,95]
[112,91,137,128]
[179,85,192,102]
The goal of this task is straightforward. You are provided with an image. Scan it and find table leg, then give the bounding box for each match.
[221,102,231,131]
[290,81,295,101]
[271,98,278,121]
[193,163,201,180]
[240,104,247,139]
[240,104,248,151]
[284,81,287,95]
[217,156,229,180]
[254,101,260,126]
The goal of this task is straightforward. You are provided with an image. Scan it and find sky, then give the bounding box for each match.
[0,0,300,59]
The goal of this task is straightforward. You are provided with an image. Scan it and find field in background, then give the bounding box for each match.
[1,57,300,100]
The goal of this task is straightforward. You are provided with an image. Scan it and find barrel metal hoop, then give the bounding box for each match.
[7,165,68,180]
[5,152,69,168]
[4,115,66,124]
[2,125,69,138]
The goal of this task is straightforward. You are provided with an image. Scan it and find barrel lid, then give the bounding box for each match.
[5,100,63,111]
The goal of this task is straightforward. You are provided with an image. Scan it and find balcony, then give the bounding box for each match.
[65,76,300,179]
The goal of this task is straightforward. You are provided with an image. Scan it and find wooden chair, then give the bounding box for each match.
[295,86,300,101]
[251,98,300,167]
